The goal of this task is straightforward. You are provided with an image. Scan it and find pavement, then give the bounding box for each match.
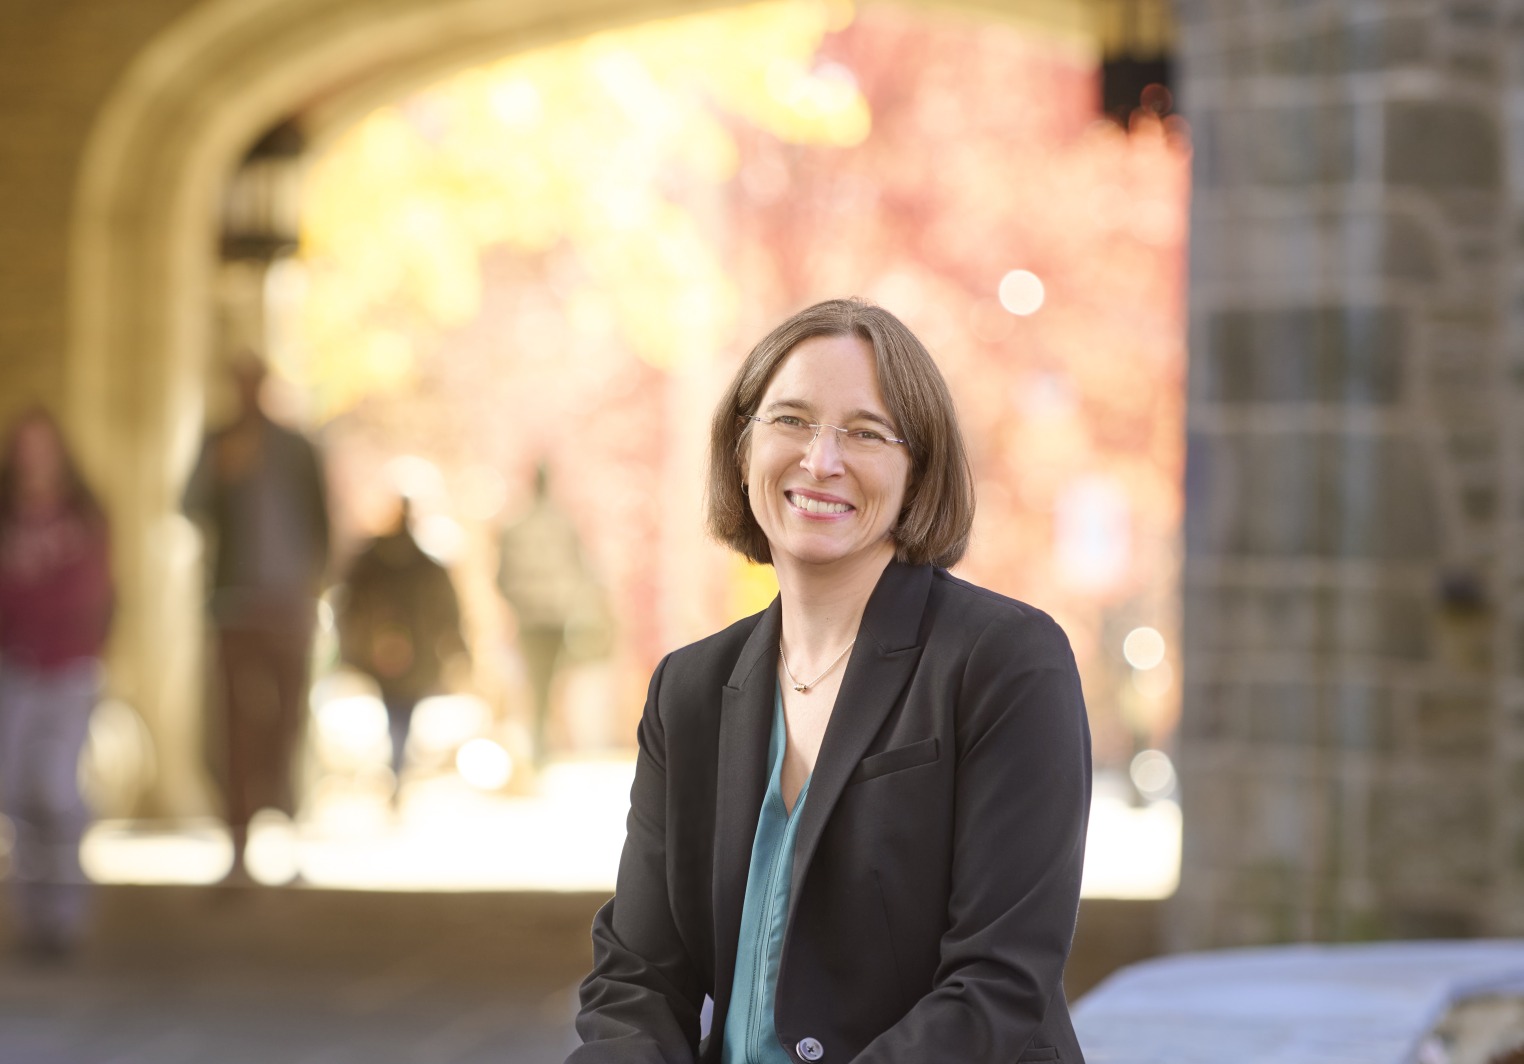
[0,885,604,1064]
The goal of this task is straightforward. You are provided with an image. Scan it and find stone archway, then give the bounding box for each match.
[67,0,1104,815]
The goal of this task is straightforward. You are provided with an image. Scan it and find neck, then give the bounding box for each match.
[774,540,895,668]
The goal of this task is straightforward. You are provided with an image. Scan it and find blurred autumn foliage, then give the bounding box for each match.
[289,0,1189,764]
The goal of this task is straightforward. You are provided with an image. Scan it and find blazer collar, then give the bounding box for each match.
[711,562,933,1000]
[788,561,930,904]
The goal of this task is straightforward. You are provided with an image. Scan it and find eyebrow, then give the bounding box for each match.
[763,398,900,433]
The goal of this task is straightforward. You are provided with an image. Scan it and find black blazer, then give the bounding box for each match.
[569,562,1091,1064]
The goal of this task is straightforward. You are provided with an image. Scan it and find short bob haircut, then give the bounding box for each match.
[706,298,975,569]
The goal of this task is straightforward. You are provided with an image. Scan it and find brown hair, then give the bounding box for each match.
[706,298,974,568]
[0,406,105,534]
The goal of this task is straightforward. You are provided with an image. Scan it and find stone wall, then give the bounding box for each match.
[1174,0,1524,947]
[0,0,201,421]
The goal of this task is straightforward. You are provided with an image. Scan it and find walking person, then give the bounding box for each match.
[569,299,1092,1063]
[336,496,466,802]
[497,463,601,767]
[0,409,114,959]
[183,352,329,882]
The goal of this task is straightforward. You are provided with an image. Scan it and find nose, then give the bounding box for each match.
[800,424,845,478]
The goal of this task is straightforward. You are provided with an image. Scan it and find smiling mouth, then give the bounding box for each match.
[787,491,853,515]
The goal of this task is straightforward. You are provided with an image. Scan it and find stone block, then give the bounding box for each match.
[1190,206,1439,290]
[1461,482,1497,522]
[1371,773,1492,884]
[1415,689,1492,755]
[1370,210,1443,281]
[1245,433,1321,556]
[1257,15,1429,75]
[1318,432,1440,562]
[1253,104,1358,186]
[1181,678,1247,741]
[1383,904,1485,938]
[1321,585,1432,660]
[1447,45,1500,82]
[1247,682,1318,745]
[1237,679,1397,749]
[1448,2,1501,29]
[1188,428,1439,562]
[1257,585,1323,651]
[1384,101,1502,191]
[1200,304,1406,405]
[1333,681,1396,751]
[1183,429,1246,555]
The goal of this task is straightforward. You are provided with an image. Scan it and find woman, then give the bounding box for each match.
[570,299,1090,1063]
[0,408,113,958]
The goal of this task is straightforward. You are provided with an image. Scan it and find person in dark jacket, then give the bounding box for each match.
[337,496,466,799]
[183,352,329,881]
[0,408,114,958]
[569,299,1091,1064]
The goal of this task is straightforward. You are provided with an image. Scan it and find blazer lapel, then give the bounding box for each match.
[788,562,932,905]
[712,597,781,1007]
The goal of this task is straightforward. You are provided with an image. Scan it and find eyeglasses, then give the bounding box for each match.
[743,414,909,454]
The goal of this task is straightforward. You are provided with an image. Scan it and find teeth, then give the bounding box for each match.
[790,492,851,514]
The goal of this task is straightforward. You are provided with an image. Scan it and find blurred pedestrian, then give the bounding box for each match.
[497,463,606,767]
[183,352,329,882]
[336,496,466,802]
[0,408,113,959]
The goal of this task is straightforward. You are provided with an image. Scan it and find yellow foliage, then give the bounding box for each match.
[298,0,866,415]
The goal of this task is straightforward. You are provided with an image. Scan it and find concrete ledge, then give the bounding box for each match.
[1074,940,1524,1064]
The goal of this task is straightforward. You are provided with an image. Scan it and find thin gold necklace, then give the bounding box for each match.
[779,639,856,693]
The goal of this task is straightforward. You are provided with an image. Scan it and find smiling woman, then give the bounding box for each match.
[742,333,912,576]
[569,298,1092,1064]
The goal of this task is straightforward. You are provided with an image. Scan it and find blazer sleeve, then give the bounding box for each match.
[568,653,706,1064]
[855,613,1091,1063]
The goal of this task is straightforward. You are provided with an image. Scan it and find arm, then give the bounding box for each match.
[300,436,331,586]
[857,616,1091,1062]
[181,436,215,522]
[569,653,705,1064]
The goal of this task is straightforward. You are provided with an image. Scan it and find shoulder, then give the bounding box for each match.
[925,568,1075,671]
[656,608,769,699]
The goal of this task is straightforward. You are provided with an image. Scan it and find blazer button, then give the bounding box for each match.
[796,1037,824,1061]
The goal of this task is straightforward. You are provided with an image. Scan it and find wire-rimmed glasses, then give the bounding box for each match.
[743,414,909,455]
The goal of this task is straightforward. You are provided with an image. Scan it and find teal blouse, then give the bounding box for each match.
[721,686,811,1064]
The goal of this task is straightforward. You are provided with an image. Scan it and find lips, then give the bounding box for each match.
[787,491,853,515]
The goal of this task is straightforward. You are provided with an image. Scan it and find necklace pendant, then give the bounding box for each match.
[792,682,808,693]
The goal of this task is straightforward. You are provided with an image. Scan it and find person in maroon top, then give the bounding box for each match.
[0,407,113,960]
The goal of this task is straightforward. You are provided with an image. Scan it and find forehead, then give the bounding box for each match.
[760,333,887,411]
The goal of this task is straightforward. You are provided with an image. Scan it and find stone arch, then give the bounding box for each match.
[66,0,1100,814]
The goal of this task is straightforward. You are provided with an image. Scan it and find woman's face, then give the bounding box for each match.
[13,419,66,510]
[744,333,912,576]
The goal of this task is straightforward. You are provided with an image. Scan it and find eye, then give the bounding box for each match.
[848,428,888,444]
[774,415,809,429]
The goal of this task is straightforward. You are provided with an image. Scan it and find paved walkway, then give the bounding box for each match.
[0,884,1158,1062]
[0,885,603,1064]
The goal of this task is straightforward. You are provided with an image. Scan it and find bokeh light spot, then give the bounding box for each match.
[1123,625,1166,670]
[457,738,514,790]
[998,269,1045,316]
